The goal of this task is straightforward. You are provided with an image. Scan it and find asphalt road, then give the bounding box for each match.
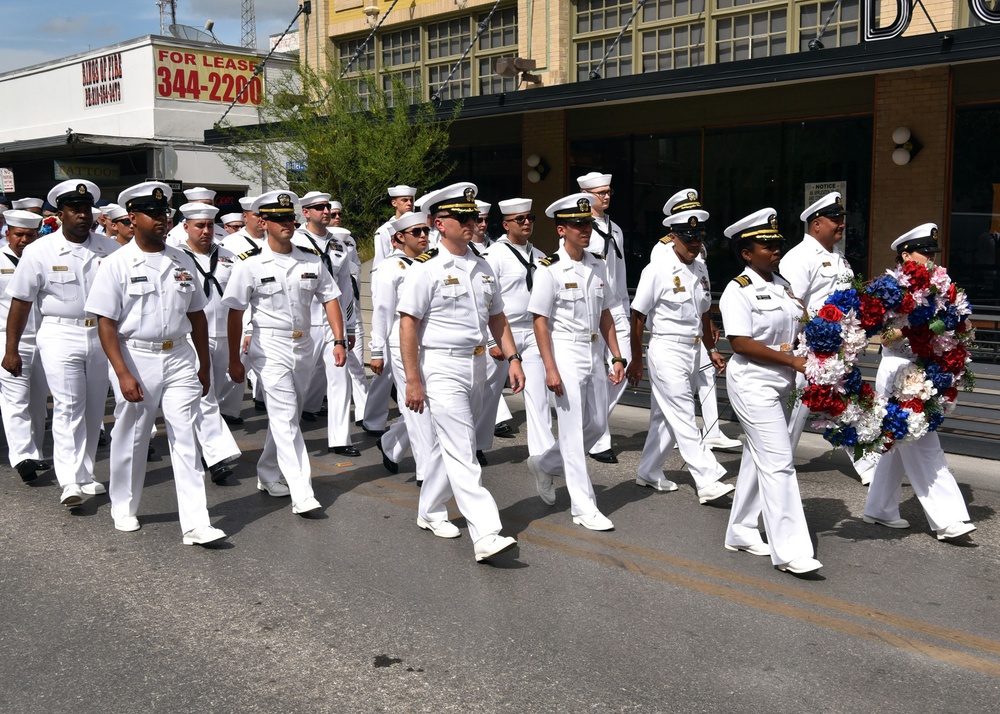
[1,392,999,713]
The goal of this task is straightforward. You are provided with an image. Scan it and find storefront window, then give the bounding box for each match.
[950,105,1000,313]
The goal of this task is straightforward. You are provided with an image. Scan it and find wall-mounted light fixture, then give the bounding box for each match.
[494,57,541,85]
[363,3,379,27]
[891,126,923,166]
[526,154,549,183]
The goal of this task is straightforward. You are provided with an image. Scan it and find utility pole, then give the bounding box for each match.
[241,0,257,49]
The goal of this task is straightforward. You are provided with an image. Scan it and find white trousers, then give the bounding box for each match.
[418,350,503,541]
[535,340,607,517]
[476,351,509,452]
[361,354,394,431]
[591,303,631,454]
[250,332,317,506]
[0,336,46,466]
[347,322,370,418]
[108,341,210,534]
[304,324,355,448]
[725,377,815,566]
[696,345,723,440]
[36,321,109,486]
[212,332,243,419]
[193,336,241,467]
[381,344,437,482]
[638,337,727,489]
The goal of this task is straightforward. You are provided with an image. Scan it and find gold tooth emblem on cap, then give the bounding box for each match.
[77,184,87,194]
[688,216,698,227]
[464,187,476,203]
[153,188,164,200]
[687,191,697,201]
[278,193,291,207]
[835,196,843,207]
[769,214,778,230]
[577,197,590,213]
[931,227,938,239]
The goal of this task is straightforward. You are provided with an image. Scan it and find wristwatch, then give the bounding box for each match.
[507,352,522,363]
[707,347,720,355]
[611,356,628,367]
[333,339,347,347]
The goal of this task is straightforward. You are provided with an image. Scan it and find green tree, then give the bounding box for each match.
[218,64,457,261]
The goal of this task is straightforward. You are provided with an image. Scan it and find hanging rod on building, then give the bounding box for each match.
[589,0,650,80]
[217,1,312,127]
[808,0,844,50]
[430,0,504,103]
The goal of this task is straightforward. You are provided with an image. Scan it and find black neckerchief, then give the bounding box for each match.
[592,216,623,260]
[3,251,19,267]
[301,231,335,276]
[503,240,536,291]
[399,255,413,266]
[183,247,222,297]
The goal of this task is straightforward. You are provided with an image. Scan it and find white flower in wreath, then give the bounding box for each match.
[805,353,848,386]
[907,410,929,441]
[896,365,935,401]
[930,265,951,293]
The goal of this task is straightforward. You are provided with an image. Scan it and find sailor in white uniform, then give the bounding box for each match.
[373,185,416,269]
[720,208,822,575]
[165,186,226,247]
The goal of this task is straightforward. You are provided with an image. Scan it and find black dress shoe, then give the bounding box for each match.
[330,445,361,457]
[222,414,244,426]
[208,462,233,484]
[494,421,513,438]
[148,444,157,460]
[361,424,387,436]
[35,460,51,471]
[376,438,399,474]
[301,410,318,422]
[15,459,38,483]
[476,450,488,466]
[588,449,618,464]
[254,399,267,412]
[98,431,109,447]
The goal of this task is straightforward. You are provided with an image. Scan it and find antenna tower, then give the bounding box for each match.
[157,0,177,35]
[241,0,257,48]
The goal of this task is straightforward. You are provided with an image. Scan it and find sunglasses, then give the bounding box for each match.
[115,218,132,227]
[506,214,536,225]
[588,189,614,198]
[404,227,431,236]
[265,214,297,223]
[475,217,488,224]
[330,211,343,218]
[674,230,706,244]
[443,212,478,225]
[308,203,332,212]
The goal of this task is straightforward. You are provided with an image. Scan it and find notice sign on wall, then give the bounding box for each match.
[154,46,264,105]
[804,181,848,212]
[82,51,123,109]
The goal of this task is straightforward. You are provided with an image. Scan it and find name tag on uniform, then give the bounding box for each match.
[218,256,233,264]
[564,282,578,289]
[756,294,771,300]
[444,277,460,286]
[822,261,832,267]
[130,275,148,283]
[0,268,13,275]
[52,265,69,272]
[260,276,276,284]
[301,272,318,279]
[673,286,686,294]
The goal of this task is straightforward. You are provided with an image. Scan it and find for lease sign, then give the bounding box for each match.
[154,46,264,105]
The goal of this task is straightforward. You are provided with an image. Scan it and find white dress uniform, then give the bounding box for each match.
[372,219,395,269]
[339,231,372,424]
[632,240,728,492]
[218,229,266,408]
[589,212,630,455]
[166,221,226,247]
[397,246,507,542]
[483,236,553,456]
[293,226,357,448]
[780,233,854,448]
[6,228,118,490]
[362,225,397,432]
[370,249,436,481]
[221,243,340,508]
[86,241,216,533]
[0,246,47,467]
[180,242,241,468]
[527,246,614,517]
[721,267,816,566]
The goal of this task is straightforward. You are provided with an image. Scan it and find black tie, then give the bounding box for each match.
[503,242,536,291]
[592,218,622,261]
[183,248,222,297]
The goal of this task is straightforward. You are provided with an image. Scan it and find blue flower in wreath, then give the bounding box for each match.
[826,289,861,314]
[941,305,961,331]
[924,363,953,391]
[842,366,863,395]
[882,402,910,440]
[804,317,842,354]
[928,411,945,432]
[908,302,936,326]
[867,275,904,310]
[824,425,859,448]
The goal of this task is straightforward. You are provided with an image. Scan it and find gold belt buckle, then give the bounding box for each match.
[84,318,96,327]
[473,345,485,356]
[291,330,302,339]
[161,340,173,350]
[590,333,597,343]
[694,335,701,345]
[779,343,791,352]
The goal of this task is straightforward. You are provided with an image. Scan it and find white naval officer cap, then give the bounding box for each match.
[391,211,428,233]
[3,209,43,229]
[330,200,343,211]
[11,198,43,210]
[890,223,941,253]
[662,188,701,216]
[388,185,417,198]
[252,190,299,215]
[183,186,216,201]
[299,191,331,208]
[104,204,129,222]
[576,172,612,190]
[476,200,491,216]
[119,181,172,213]
[48,179,100,208]
[800,191,845,223]
[220,212,244,225]
[180,202,219,221]
[724,208,783,241]
[421,183,479,216]
[239,196,257,212]
[545,193,593,220]
[663,208,710,230]
[498,198,532,216]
